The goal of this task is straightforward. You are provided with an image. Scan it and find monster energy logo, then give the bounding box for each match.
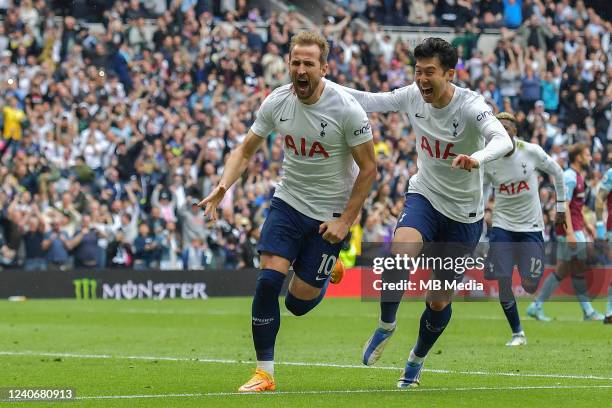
[73,278,98,300]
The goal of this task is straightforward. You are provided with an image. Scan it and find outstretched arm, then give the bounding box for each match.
[198,129,265,219]
[339,83,411,113]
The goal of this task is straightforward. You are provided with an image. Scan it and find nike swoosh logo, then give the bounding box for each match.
[415,113,425,118]
[315,276,328,281]
[280,118,290,122]
[243,381,264,389]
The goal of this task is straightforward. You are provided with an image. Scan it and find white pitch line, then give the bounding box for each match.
[88,308,591,322]
[2,350,612,381]
[71,385,612,400]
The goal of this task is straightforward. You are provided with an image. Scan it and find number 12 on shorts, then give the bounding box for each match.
[316,254,337,281]
[529,257,543,278]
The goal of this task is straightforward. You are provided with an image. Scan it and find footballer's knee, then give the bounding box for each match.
[285,287,323,317]
[260,253,291,275]
[521,277,539,294]
[555,262,571,279]
[391,227,423,258]
[285,292,315,316]
[428,300,451,311]
[426,289,452,310]
[285,274,325,316]
[288,274,321,300]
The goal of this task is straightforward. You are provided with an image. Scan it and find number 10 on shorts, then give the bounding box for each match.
[316,254,337,281]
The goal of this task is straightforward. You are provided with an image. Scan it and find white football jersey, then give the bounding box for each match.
[484,139,566,232]
[251,80,373,221]
[343,83,511,223]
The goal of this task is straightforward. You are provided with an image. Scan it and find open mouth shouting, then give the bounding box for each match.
[295,77,310,95]
[420,85,434,98]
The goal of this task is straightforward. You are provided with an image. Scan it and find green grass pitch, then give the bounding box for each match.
[0,298,610,407]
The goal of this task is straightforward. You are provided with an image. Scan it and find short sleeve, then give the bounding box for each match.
[250,94,276,138]
[564,170,576,201]
[343,102,373,147]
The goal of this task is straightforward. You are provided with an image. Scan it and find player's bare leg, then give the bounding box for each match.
[571,262,604,321]
[527,260,570,321]
[284,273,327,316]
[362,227,423,366]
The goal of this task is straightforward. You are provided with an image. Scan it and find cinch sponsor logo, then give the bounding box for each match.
[498,181,530,195]
[420,135,456,159]
[353,122,371,136]
[284,135,329,158]
[476,111,494,121]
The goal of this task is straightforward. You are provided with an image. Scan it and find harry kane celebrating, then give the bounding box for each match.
[341,38,512,387]
[484,112,566,345]
[199,31,376,392]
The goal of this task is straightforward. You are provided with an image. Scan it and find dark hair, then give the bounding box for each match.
[568,142,587,164]
[413,38,458,71]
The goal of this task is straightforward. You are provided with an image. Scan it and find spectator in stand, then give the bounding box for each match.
[69,215,103,268]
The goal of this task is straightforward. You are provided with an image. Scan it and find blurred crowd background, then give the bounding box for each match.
[0,0,609,271]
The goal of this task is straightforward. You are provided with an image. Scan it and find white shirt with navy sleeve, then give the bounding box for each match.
[251,80,373,221]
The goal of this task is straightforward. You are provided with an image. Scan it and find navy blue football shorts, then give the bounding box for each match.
[257,197,343,288]
[395,193,483,284]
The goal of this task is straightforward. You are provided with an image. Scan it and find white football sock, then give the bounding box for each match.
[256,360,274,376]
[408,349,425,365]
[378,319,396,331]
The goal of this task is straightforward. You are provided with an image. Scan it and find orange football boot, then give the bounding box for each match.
[238,368,276,392]
[330,258,346,284]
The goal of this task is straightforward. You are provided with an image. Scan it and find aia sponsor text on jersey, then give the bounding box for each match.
[497,181,530,195]
[284,135,329,158]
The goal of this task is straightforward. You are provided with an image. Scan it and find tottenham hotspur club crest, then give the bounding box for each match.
[522,162,527,175]
[320,121,328,137]
[452,119,459,137]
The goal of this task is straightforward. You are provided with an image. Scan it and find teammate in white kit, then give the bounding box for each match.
[483,112,566,345]
[199,32,376,391]
[595,167,612,324]
[342,38,513,387]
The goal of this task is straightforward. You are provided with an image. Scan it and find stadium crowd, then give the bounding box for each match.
[0,0,609,270]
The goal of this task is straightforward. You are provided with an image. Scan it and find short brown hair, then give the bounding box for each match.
[568,142,588,164]
[289,31,329,64]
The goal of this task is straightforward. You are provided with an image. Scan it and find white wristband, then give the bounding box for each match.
[556,202,566,213]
